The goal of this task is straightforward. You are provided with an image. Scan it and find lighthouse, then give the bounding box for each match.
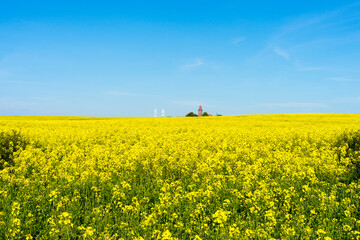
[198,105,203,117]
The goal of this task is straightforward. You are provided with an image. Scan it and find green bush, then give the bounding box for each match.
[335,129,360,182]
[0,130,27,170]
[185,112,198,117]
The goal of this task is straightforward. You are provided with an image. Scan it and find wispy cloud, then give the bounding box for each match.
[0,98,37,114]
[277,2,360,38]
[273,47,289,60]
[328,76,352,82]
[296,66,331,71]
[0,53,23,65]
[180,58,204,71]
[0,56,11,65]
[260,102,328,108]
[331,97,360,104]
[171,100,203,106]
[171,100,216,108]
[104,91,154,97]
[0,79,41,84]
[0,69,9,78]
[105,91,138,96]
[232,37,246,45]
[293,61,335,72]
[248,2,360,71]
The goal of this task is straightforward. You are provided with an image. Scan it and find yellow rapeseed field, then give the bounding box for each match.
[0,114,360,239]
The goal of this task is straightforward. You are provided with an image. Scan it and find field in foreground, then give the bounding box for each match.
[0,114,360,239]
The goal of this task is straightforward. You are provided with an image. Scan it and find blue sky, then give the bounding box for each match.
[1,1,360,116]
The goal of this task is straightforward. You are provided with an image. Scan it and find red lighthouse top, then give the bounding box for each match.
[198,105,203,116]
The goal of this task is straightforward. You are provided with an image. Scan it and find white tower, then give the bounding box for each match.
[154,108,157,117]
[161,109,165,117]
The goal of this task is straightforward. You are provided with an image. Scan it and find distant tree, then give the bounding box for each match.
[216,113,222,116]
[202,112,209,116]
[185,112,198,117]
